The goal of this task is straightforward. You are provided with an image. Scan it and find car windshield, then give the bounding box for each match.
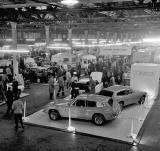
[99,90,113,97]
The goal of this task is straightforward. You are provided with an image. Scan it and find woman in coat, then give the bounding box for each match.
[48,74,55,100]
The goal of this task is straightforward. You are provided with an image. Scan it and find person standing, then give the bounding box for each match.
[71,80,79,99]
[12,78,19,100]
[12,96,24,131]
[0,76,6,102]
[48,74,55,100]
[6,65,12,83]
[66,70,71,89]
[6,87,13,115]
[89,76,96,94]
[57,76,65,97]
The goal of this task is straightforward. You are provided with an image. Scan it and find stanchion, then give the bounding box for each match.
[67,104,76,133]
[22,101,29,121]
[127,119,137,144]
[138,101,145,122]
[144,95,151,109]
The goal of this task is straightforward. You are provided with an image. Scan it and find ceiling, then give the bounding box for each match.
[0,0,160,34]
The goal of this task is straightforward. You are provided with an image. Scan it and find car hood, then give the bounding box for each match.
[90,72,102,83]
[53,103,68,107]
[78,78,89,84]
[78,72,102,84]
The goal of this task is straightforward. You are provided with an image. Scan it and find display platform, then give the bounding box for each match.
[24,99,153,144]
[20,92,30,98]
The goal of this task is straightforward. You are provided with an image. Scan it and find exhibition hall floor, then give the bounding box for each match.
[24,99,153,144]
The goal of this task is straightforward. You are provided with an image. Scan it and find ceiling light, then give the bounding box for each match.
[143,38,160,43]
[61,0,79,7]
[0,49,29,53]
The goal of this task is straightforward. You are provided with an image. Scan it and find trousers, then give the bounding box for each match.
[14,113,24,129]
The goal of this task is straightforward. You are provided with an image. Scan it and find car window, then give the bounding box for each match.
[108,98,113,107]
[86,100,96,107]
[117,90,130,96]
[99,90,113,97]
[117,90,126,96]
[75,99,86,107]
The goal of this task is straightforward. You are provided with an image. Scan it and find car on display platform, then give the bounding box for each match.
[98,85,147,110]
[76,72,103,94]
[45,94,121,126]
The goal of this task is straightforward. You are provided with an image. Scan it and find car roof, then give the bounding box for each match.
[103,85,130,92]
[77,94,110,102]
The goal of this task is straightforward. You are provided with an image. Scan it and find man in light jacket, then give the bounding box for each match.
[12,96,24,131]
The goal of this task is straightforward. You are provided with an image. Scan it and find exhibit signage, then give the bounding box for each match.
[99,45,131,56]
[132,51,152,63]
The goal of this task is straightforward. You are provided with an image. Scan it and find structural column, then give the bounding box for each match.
[11,22,19,77]
[97,31,100,44]
[45,25,50,45]
[68,28,72,64]
[84,30,88,44]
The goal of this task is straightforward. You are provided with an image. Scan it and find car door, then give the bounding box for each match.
[70,99,86,119]
[128,89,141,104]
[116,90,133,106]
[85,100,97,120]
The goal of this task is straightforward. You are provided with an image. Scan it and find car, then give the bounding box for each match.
[98,85,147,110]
[76,72,103,94]
[45,94,121,126]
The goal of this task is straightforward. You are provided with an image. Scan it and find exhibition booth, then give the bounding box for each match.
[23,63,160,144]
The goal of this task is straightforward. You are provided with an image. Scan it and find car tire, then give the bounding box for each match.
[92,114,105,126]
[49,110,60,120]
[119,102,124,111]
[138,96,145,104]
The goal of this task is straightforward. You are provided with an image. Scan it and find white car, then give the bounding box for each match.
[45,94,121,126]
[98,85,146,110]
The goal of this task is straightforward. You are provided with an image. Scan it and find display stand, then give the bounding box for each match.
[22,101,29,121]
[67,104,76,133]
[138,102,145,122]
[127,119,137,144]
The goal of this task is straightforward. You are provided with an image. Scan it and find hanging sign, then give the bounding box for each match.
[99,45,131,56]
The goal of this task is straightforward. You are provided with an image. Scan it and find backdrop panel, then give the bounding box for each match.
[130,63,160,100]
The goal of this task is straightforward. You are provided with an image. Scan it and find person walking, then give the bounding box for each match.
[48,74,55,100]
[12,96,24,131]
[6,87,13,115]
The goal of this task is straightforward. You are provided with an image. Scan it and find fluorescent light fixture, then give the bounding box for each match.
[47,44,71,50]
[143,38,160,43]
[0,49,29,53]
[36,6,47,10]
[73,41,141,48]
[47,46,71,50]
[6,39,13,42]
[61,0,79,6]
[26,38,35,42]
[34,42,46,47]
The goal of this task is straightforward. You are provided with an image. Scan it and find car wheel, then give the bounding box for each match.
[49,110,60,120]
[119,102,124,111]
[92,114,105,126]
[138,96,145,104]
